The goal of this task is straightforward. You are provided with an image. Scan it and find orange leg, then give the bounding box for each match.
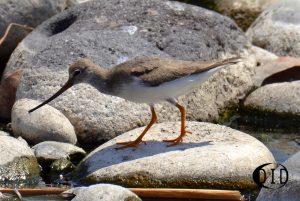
[116,105,157,149]
[163,102,191,146]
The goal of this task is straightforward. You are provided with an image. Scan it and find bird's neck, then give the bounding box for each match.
[87,68,112,95]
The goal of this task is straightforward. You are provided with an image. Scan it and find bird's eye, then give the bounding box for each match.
[74,69,81,76]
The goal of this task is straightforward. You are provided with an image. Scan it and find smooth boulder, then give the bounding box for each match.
[243,82,300,116]
[0,135,40,181]
[12,98,77,145]
[62,184,141,201]
[5,0,255,145]
[73,122,275,189]
[247,0,300,56]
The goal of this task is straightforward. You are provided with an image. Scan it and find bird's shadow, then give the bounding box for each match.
[77,140,212,177]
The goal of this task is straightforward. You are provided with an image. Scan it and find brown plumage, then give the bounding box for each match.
[110,56,240,86]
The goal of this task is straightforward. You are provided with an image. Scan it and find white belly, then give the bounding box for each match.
[117,66,224,103]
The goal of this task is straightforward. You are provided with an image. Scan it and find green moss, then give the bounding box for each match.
[80,171,257,190]
[0,156,40,187]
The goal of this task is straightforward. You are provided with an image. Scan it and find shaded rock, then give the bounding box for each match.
[32,141,85,163]
[243,82,300,116]
[254,57,300,86]
[6,0,255,145]
[0,0,75,38]
[0,135,40,181]
[256,151,300,201]
[247,0,300,57]
[63,184,141,201]
[0,69,23,120]
[0,23,32,74]
[73,122,275,189]
[11,98,77,145]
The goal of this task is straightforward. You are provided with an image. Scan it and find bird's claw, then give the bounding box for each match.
[163,130,192,146]
[116,140,147,149]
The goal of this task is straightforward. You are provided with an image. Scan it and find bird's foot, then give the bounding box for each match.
[163,130,192,146]
[116,139,147,149]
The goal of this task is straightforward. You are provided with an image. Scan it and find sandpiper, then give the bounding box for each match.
[29,56,240,148]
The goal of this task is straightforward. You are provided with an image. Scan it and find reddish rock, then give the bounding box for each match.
[255,56,300,86]
[0,69,23,119]
[0,23,33,74]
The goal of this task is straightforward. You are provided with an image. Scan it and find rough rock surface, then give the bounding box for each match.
[11,98,77,145]
[62,184,141,201]
[6,0,254,145]
[256,151,300,201]
[247,0,300,57]
[0,135,40,181]
[243,82,300,116]
[32,141,85,163]
[0,0,75,37]
[73,122,275,189]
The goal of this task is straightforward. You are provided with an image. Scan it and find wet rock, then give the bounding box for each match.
[0,135,40,181]
[0,0,75,38]
[73,122,275,189]
[256,151,300,201]
[32,141,85,163]
[62,184,141,201]
[254,57,300,86]
[6,0,255,145]
[247,0,300,57]
[243,82,300,117]
[0,69,23,120]
[11,98,77,145]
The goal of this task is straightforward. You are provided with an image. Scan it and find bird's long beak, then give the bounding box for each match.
[28,78,74,113]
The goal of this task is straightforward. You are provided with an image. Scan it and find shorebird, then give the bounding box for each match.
[29,56,240,148]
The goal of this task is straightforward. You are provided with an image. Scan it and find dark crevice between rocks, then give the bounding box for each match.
[262,66,300,86]
[46,14,77,37]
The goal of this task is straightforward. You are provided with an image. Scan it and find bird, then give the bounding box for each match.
[29,56,241,149]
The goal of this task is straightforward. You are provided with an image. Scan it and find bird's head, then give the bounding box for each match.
[28,58,98,113]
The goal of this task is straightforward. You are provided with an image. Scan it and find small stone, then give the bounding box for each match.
[62,184,141,201]
[32,141,86,163]
[73,122,275,190]
[11,98,77,145]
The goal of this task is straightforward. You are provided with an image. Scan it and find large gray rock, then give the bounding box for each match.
[6,0,254,145]
[0,135,40,181]
[256,151,300,201]
[246,0,300,57]
[0,0,75,38]
[12,98,77,145]
[73,122,275,189]
[32,141,86,163]
[243,82,300,116]
[62,184,141,201]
